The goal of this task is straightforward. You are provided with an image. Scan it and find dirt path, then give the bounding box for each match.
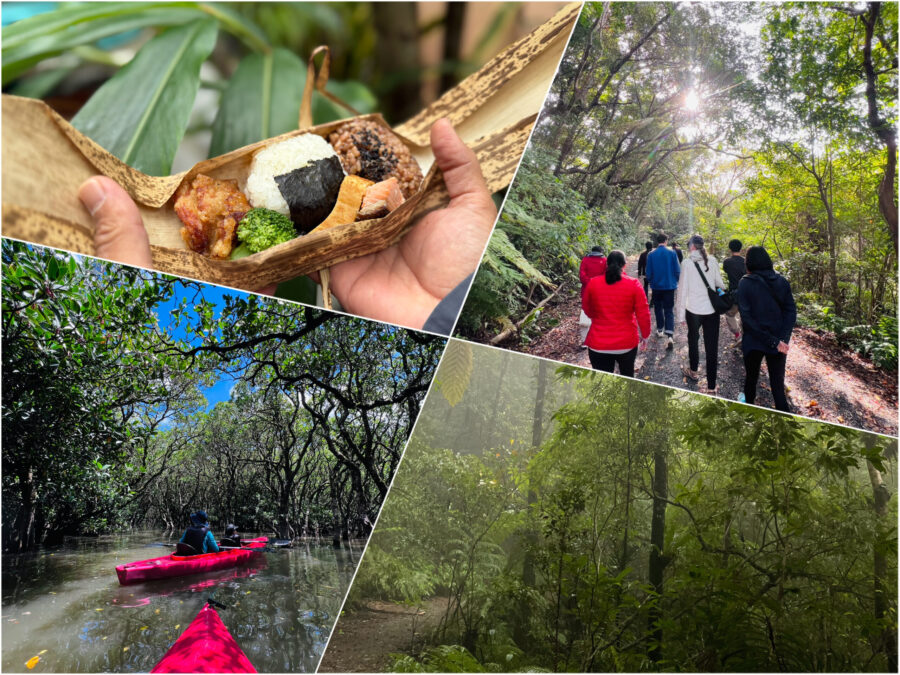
[318,597,449,673]
[524,287,898,436]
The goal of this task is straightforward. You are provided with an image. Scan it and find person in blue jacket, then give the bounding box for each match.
[644,232,681,349]
[737,246,797,412]
[178,511,220,554]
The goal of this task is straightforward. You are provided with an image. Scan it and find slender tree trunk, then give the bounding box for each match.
[554,121,582,177]
[487,351,511,448]
[277,491,293,540]
[329,471,342,548]
[372,4,422,122]
[862,2,899,248]
[620,389,632,575]
[9,467,37,552]
[825,158,840,310]
[440,3,466,94]
[517,358,550,646]
[864,435,897,672]
[648,431,668,663]
[523,358,549,587]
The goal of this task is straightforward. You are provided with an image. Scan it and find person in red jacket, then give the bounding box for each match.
[582,250,651,377]
[578,246,607,346]
[579,246,608,298]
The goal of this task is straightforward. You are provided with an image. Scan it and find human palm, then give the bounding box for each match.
[327,118,497,328]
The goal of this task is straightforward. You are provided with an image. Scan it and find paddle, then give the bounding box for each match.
[150,537,292,552]
[207,597,228,610]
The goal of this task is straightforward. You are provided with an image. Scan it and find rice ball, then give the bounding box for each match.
[245,134,344,214]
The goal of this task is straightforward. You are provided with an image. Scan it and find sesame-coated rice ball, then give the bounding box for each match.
[328,120,423,198]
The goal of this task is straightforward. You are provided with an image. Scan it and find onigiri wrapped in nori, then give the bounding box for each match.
[245,134,346,234]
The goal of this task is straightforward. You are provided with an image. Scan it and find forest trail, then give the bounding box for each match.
[523,278,898,436]
[318,597,449,672]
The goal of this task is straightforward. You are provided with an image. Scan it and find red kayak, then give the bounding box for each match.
[116,538,267,586]
[151,603,256,673]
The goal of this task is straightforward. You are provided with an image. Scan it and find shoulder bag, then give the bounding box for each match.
[693,260,733,314]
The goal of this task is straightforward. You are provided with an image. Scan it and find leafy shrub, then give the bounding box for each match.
[801,302,898,369]
[389,645,498,673]
[350,545,435,605]
[458,147,635,335]
[389,644,549,673]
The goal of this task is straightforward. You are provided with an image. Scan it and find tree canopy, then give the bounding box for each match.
[2,241,444,552]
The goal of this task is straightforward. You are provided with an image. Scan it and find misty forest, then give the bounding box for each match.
[324,342,898,673]
[2,241,444,553]
[457,1,898,433]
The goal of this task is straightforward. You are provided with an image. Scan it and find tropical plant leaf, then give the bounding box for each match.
[485,229,553,287]
[314,80,378,121]
[2,2,268,86]
[209,48,306,157]
[437,341,474,407]
[71,19,218,176]
[209,49,378,157]
[8,66,75,99]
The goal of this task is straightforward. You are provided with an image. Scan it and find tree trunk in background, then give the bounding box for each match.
[517,358,549,645]
[9,468,37,552]
[440,3,466,95]
[277,491,293,541]
[862,2,899,249]
[523,358,549,587]
[553,121,579,177]
[617,386,634,587]
[648,430,668,663]
[372,3,423,123]
[487,350,511,448]
[864,434,897,672]
[329,470,342,547]
[825,158,840,311]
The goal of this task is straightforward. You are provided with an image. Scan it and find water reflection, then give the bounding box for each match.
[2,531,361,672]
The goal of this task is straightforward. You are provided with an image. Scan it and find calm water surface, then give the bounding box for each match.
[2,531,363,672]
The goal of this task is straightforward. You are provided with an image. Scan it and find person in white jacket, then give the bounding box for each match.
[675,234,726,394]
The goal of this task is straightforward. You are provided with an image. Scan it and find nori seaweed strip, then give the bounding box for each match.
[274,156,345,233]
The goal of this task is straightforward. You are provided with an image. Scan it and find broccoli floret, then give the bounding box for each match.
[235,208,296,254]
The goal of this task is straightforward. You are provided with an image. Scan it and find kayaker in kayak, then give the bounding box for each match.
[220,524,240,548]
[176,511,219,556]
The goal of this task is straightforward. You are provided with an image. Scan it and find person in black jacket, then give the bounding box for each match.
[722,239,746,339]
[637,241,653,304]
[177,511,220,555]
[737,246,796,412]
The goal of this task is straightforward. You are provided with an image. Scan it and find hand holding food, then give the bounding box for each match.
[170,119,423,262]
[321,118,498,329]
[78,176,153,270]
[78,118,496,328]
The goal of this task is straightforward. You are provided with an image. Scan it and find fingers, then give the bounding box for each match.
[79,176,153,269]
[430,118,494,213]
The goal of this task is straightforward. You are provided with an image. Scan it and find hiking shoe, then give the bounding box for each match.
[737,392,747,403]
[666,336,674,350]
[656,330,664,338]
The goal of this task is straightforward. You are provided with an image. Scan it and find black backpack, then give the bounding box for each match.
[692,260,734,314]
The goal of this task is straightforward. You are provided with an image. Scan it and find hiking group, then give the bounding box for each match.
[579,233,797,412]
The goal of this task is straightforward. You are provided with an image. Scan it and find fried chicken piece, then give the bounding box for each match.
[174,174,251,259]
